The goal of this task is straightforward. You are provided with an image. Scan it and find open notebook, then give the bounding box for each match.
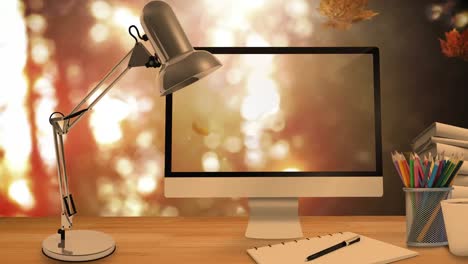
[247,232,418,264]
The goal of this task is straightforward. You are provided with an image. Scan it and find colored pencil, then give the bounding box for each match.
[417,202,442,242]
[392,152,405,186]
[433,159,445,187]
[447,160,465,187]
[443,158,458,184]
[414,155,420,188]
[422,155,429,187]
[415,154,425,188]
[402,153,411,187]
[441,157,461,187]
[398,152,410,187]
[423,159,432,188]
[409,154,415,188]
[436,157,454,187]
[391,151,465,189]
[427,156,439,188]
[428,155,435,186]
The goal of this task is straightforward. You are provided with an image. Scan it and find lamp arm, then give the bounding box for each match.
[64,53,132,132]
[50,119,74,238]
[48,41,158,244]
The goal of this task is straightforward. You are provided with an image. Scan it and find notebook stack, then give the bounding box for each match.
[412,122,468,186]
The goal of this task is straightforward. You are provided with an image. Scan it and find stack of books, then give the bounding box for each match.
[412,122,468,186]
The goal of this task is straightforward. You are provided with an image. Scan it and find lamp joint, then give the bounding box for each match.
[145,56,161,68]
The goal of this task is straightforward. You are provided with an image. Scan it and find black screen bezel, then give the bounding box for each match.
[165,47,382,177]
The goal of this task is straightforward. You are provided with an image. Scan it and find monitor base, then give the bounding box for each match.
[246,197,303,239]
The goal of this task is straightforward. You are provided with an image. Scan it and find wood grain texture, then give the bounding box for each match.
[0,216,466,263]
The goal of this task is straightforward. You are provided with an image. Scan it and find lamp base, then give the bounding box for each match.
[42,230,115,262]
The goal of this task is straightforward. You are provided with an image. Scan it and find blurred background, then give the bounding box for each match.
[0,0,467,217]
[172,53,377,173]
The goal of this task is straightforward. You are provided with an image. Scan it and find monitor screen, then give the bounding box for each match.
[166,47,381,177]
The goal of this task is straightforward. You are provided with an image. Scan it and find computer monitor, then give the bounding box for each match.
[165,47,383,239]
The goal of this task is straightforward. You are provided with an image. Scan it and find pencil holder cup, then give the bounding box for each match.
[404,187,453,247]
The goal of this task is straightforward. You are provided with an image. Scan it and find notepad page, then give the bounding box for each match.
[247,232,418,264]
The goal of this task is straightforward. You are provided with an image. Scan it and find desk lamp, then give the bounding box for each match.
[42,1,221,261]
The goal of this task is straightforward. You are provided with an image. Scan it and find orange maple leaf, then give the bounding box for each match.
[318,0,378,30]
[439,28,468,61]
[192,121,210,136]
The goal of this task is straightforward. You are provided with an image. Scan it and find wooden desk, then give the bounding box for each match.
[0,216,465,263]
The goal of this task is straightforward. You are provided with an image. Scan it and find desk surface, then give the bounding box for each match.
[0,216,466,263]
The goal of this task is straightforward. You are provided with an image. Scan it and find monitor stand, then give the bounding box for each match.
[245,197,303,239]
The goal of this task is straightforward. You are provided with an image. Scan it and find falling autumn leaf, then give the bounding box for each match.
[192,121,210,136]
[439,28,468,61]
[318,0,379,30]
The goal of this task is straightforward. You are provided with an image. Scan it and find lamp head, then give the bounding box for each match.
[141,1,222,96]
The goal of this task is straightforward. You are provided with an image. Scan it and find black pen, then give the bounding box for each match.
[305,235,361,262]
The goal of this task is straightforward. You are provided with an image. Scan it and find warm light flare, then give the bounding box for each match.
[283,167,300,172]
[122,196,145,216]
[269,140,290,160]
[202,152,220,172]
[8,179,35,210]
[210,28,235,46]
[137,175,157,194]
[90,23,110,43]
[26,14,47,34]
[246,33,270,47]
[35,97,58,168]
[112,7,139,30]
[90,0,112,20]
[204,133,221,149]
[161,206,179,217]
[1,0,336,217]
[31,37,52,64]
[286,0,309,17]
[90,97,130,145]
[241,91,280,120]
[0,0,32,176]
[115,157,134,177]
[204,0,265,15]
[454,12,468,28]
[223,136,242,153]
[245,150,264,168]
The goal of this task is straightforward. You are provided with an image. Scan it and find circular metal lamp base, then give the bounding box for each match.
[42,230,115,262]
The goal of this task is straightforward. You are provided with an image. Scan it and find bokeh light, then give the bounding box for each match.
[202,152,220,172]
[90,0,112,20]
[8,179,35,210]
[112,7,139,30]
[210,28,235,46]
[137,175,157,195]
[453,11,468,28]
[223,136,242,153]
[0,1,31,177]
[269,140,290,160]
[0,0,333,217]
[26,14,47,34]
[90,96,130,145]
[90,23,110,43]
[31,37,52,64]
[4,0,448,218]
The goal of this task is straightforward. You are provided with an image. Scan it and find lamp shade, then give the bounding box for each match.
[141,1,222,96]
